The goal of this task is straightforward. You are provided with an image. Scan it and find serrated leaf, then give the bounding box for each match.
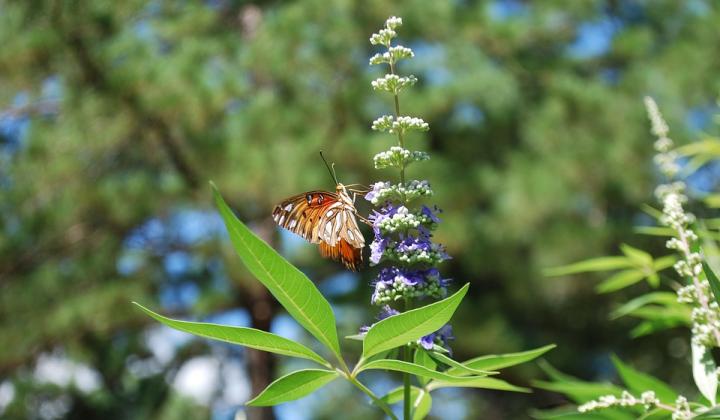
[133,303,329,367]
[703,263,720,307]
[429,377,529,393]
[413,389,432,420]
[448,344,556,374]
[428,351,495,376]
[362,284,469,358]
[212,184,341,359]
[611,355,677,403]
[543,257,633,277]
[596,270,646,293]
[246,369,339,406]
[693,341,718,405]
[359,359,486,382]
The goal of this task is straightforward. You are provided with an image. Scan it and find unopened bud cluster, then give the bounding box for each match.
[645,97,720,349]
[578,391,691,419]
[372,115,430,134]
[373,147,429,169]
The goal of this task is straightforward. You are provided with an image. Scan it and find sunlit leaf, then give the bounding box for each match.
[362,284,469,358]
[133,303,329,367]
[634,226,674,237]
[246,369,339,406]
[359,359,486,382]
[378,385,421,405]
[610,292,678,320]
[611,355,677,403]
[428,351,495,376]
[413,389,432,420]
[429,377,529,392]
[620,244,652,266]
[543,257,633,277]
[532,380,622,404]
[596,270,645,293]
[414,349,436,386]
[692,341,717,405]
[703,263,720,307]
[212,183,341,359]
[448,344,556,374]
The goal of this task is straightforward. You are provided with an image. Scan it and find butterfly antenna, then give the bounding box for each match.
[319,151,339,185]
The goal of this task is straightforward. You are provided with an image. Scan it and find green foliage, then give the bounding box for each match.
[131,187,545,418]
[246,369,340,407]
[361,283,469,358]
[133,302,330,367]
[3,0,720,418]
[610,355,677,404]
[212,183,341,360]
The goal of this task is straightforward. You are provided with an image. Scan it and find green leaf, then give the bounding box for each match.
[413,389,432,420]
[530,407,636,420]
[703,262,720,307]
[611,355,677,403]
[358,359,486,382]
[246,369,339,406]
[610,292,679,320]
[653,255,677,271]
[429,377,530,393]
[532,380,622,403]
[133,303,329,367]
[694,406,720,419]
[634,226,675,237]
[535,361,623,403]
[428,351,496,376]
[596,270,645,293]
[362,284,469,358]
[692,341,718,405]
[414,349,436,386]
[212,184,341,359]
[620,244,652,266]
[543,257,633,277]
[378,385,421,405]
[448,344,556,374]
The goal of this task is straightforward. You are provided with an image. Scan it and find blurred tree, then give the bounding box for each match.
[0,0,719,418]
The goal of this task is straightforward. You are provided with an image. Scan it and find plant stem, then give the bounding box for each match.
[389,60,405,185]
[402,298,412,420]
[344,371,399,420]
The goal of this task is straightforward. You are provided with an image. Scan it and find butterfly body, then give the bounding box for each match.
[272,183,364,271]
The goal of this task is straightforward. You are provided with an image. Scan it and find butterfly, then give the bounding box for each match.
[272,154,366,271]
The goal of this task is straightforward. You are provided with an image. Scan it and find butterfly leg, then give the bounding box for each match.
[357,214,372,226]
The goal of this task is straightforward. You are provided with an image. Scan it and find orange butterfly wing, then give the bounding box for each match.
[272,190,364,271]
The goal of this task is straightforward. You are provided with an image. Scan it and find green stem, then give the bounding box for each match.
[402,298,413,420]
[345,372,399,420]
[389,60,406,185]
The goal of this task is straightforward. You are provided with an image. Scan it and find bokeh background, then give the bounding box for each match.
[2,0,720,419]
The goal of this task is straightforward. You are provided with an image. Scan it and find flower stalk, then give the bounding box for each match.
[365,16,452,419]
[645,96,720,349]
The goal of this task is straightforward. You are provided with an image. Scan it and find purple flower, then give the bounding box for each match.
[421,205,441,223]
[369,238,388,265]
[360,305,400,334]
[365,181,390,203]
[371,267,450,304]
[418,324,454,351]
